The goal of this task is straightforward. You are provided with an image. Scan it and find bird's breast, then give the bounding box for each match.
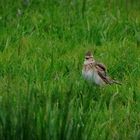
[82,69,105,86]
[82,69,94,82]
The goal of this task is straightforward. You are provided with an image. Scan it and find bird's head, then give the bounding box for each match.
[83,51,95,65]
[85,51,94,62]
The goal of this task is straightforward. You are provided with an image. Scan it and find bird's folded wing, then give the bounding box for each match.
[97,70,112,84]
[95,62,106,72]
[95,62,121,85]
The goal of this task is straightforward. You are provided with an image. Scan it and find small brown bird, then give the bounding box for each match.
[82,51,121,86]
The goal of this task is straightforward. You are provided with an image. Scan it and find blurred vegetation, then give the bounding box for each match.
[0,0,140,139]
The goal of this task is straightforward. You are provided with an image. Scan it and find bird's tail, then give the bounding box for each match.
[112,80,122,85]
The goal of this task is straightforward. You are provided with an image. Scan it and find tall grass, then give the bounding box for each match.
[0,0,140,139]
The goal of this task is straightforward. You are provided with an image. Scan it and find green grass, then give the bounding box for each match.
[0,0,140,139]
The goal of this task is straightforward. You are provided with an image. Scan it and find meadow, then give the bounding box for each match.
[0,0,140,139]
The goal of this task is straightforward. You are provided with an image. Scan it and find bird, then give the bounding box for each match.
[82,51,121,86]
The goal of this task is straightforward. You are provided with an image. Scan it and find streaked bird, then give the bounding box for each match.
[82,51,121,86]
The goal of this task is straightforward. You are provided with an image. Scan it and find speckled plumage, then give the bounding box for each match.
[82,51,121,86]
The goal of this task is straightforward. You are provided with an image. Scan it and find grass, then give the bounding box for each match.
[0,0,140,139]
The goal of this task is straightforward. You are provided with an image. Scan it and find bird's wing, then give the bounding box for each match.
[97,70,112,84]
[95,62,121,85]
[95,62,112,84]
[95,62,106,72]
[95,62,107,76]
